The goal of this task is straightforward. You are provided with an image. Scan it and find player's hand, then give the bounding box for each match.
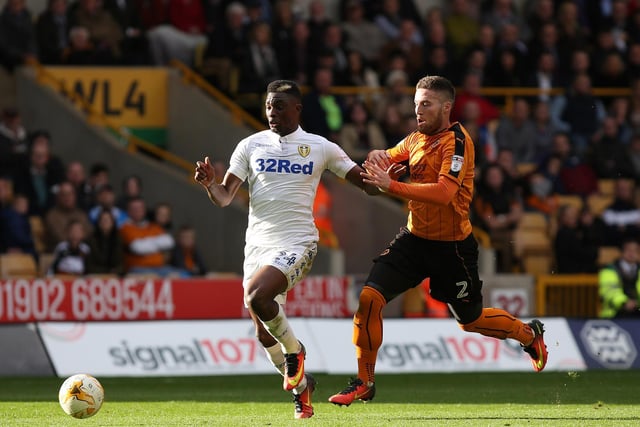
[387,163,407,181]
[362,160,392,192]
[366,150,392,170]
[194,156,216,188]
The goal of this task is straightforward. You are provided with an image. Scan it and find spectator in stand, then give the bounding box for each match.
[60,25,105,65]
[35,0,70,65]
[495,146,526,195]
[0,193,38,261]
[599,237,640,318]
[343,50,380,90]
[0,0,37,72]
[423,46,456,84]
[523,170,559,217]
[549,73,606,158]
[461,47,488,87]
[468,24,497,74]
[541,131,598,197]
[271,0,295,79]
[524,50,561,103]
[473,162,523,272]
[239,21,280,94]
[601,177,640,247]
[151,201,173,232]
[146,0,208,66]
[169,224,207,276]
[374,0,422,44]
[101,0,150,65]
[65,161,92,212]
[556,1,590,71]
[617,133,640,182]
[559,48,592,87]
[493,24,528,82]
[316,24,349,85]
[459,99,495,168]
[495,98,537,164]
[120,196,180,276]
[301,67,345,143]
[587,116,628,179]
[306,0,333,60]
[338,101,387,164]
[378,19,424,82]
[88,183,128,228]
[341,0,386,66]
[451,71,500,127]
[627,42,640,80]
[48,219,90,276]
[594,50,630,89]
[205,1,248,68]
[44,181,92,252]
[374,69,414,125]
[531,100,559,164]
[607,96,633,145]
[86,208,124,275]
[282,20,312,85]
[444,0,479,65]
[69,0,124,63]
[482,0,530,41]
[377,103,407,148]
[13,130,65,216]
[554,203,599,274]
[0,108,28,175]
[116,174,142,211]
[83,162,110,209]
[487,47,523,87]
[526,20,560,72]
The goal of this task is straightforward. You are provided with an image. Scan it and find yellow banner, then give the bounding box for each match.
[42,67,168,127]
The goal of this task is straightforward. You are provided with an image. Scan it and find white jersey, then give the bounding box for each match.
[227,126,357,247]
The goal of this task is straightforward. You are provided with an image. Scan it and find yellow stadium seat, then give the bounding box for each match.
[556,195,583,211]
[587,194,613,216]
[517,212,548,232]
[0,253,38,278]
[597,246,621,267]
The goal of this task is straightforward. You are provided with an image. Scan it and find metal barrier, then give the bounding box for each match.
[536,274,599,318]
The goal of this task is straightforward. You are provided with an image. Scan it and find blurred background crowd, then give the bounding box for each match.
[2,0,640,290]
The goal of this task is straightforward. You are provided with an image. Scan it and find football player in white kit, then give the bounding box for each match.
[194,80,401,419]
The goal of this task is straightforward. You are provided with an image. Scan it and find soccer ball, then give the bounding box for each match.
[58,374,104,419]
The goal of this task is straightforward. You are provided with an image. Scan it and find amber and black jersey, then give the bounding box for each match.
[386,122,474,241]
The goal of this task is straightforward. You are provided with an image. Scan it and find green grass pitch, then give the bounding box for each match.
[0,371,639,426]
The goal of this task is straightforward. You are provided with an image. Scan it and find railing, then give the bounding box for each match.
[536,274,600,318]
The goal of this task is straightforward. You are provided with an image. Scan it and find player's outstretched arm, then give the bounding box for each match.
[346,163,407,195]
[194,156,243,207]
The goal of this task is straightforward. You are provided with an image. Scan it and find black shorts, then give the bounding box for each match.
[365,227,483,306]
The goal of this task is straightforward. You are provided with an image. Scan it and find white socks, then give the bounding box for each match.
[261,304,301,354]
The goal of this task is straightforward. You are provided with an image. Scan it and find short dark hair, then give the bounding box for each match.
[267,80,302,101]
[416,75,455,102]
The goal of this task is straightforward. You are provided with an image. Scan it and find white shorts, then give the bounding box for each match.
[243,243,318,305]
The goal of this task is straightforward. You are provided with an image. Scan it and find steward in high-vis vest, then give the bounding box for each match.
[599,238,640,318]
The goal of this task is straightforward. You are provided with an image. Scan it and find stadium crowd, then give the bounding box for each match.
[2,0,640,315]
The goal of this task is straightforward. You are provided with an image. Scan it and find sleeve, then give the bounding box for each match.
[438,130,471,185]
[325,139,357,178]
[386,135,412,163]
[599,268,629,311]
[226,138,251,182]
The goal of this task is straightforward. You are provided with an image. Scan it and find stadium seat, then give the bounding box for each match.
[587,194,614,216]
[513,229,551,259]
[0,253,38,278]
[38,252,54,277]
[29,215,46,253]
[597,246,621,267]
[517,212,548,232]
[598,179,615,196]
[556,194,583,211]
